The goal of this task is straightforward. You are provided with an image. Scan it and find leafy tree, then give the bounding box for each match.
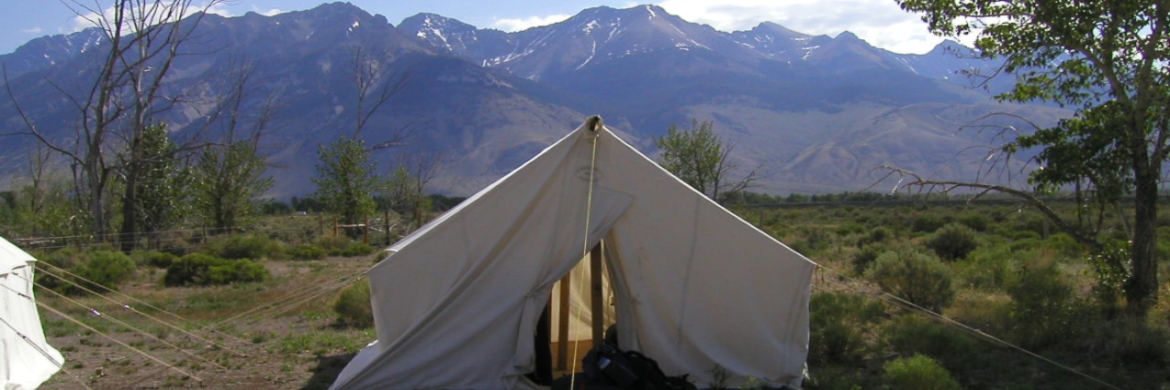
[313,137,378,233]
[123,124,190,249]
[191,140,272,232]
[654,120,759,202]
[895,0,1170,312]
[382,152,441,229]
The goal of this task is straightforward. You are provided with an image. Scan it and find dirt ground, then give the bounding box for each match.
[37,255,377,390]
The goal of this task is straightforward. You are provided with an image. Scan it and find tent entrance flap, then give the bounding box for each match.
[550,242,616,373]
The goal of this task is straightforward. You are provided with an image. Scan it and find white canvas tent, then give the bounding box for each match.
[1,236,64,389]
[331,117,816,390]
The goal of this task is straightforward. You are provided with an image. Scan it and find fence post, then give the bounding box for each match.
[364,215,370,244]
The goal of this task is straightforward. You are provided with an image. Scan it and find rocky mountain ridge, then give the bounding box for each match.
[0,2,1061,197]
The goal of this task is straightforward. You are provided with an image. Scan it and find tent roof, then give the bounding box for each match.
[0,235,36,272]
[331,117,816,390]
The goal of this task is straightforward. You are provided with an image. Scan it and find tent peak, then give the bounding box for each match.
[583,115,603,137]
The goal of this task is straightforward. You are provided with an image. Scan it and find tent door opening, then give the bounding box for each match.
[542,241,616,378]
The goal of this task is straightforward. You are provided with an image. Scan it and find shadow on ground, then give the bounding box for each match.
[302,352,357,390]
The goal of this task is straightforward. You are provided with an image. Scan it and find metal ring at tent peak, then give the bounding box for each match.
[583,115,603,138]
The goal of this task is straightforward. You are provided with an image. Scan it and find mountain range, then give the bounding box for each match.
[0,2,1068,197]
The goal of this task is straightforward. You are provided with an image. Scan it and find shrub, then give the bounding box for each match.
[1041,233,1085,260]
[288,244,327,260]
[210,235,282,260]
[331,242,375,258]
[334,282,373,328]
[209,259,268,285]
[165,253,269,286]
[858,226,892,247]
[882,354,961,390]
[866,249,955,312]
[834,222,865,237]
[957,212,990,232]
[1006,262,1085,350]
[850,244,885,274]
[132,250,178,268]
[75,250,136,292]
[911,214,946,233]
[808,292,886,364]
[925,223,979,261]
[882,314,981,370]
[955,245,1014,290]
[1088,318,1170,364]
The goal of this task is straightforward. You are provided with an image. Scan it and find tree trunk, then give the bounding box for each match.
[1128,162,1160,314]
[120,170,138,253]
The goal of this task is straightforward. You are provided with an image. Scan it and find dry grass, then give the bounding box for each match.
[36,254,378,389]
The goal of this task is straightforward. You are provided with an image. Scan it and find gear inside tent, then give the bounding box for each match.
[1,236,64,389]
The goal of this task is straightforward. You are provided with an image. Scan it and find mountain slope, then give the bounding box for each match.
[0,3,1065,197]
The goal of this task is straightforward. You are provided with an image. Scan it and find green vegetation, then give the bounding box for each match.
[882,354,961,390]
[164,253,268,286]
[333,282,374,328]
[654,119,758,202]
[896,0,1170,313]
[733,198,1170,389]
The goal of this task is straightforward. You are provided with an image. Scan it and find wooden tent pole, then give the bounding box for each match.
[590,242,604,345]
[556,273,571,370]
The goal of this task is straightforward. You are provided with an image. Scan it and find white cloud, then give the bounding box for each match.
[21,27,44,34]
[68,2,233,32]
[252,6,284,17]
[656,0,950,54]
[491,14,572,32]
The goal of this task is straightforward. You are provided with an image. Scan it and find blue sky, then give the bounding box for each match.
[0,0,949,55]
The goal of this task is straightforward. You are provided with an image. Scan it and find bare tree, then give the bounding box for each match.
[4,0,224,247]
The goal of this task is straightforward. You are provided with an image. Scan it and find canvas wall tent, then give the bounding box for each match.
[1,236,64,389]
[330,117,816,390]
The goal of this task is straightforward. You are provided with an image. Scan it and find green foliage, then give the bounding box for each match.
[850,244,885,274]
[164,253,268,286]
[313,137,378,229]
[208,259,269,285]
[653,119,754,201]
[954,245,1014,290]
[1089,318,1170,364]
[925,223,979,261]
[123,124,190,248]
[957,212,990,232]
[911,214,945,233]
[316,236,376,257]
[809,292,886,364]
[1086,242,1131,310]
[791,227,832,257]
[288,244,327,260]
[897,0,1170,311]
[209,235,283,260]
[866,249,956,312]
[132,250,178,268]
[858,226,892,247]
[1006,262,1084,350]
[75,250,136,292]
[191,140,272,231]
[260,200,292,215]
[334,282,373,328]
[882,314,981,369]
[1041,233,1086,259]
[882,354,961,390]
